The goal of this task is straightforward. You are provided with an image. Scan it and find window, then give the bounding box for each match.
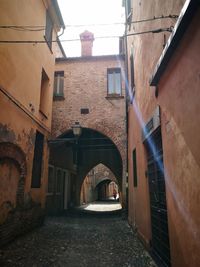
[54,71,64,96]
[132,149,138,187]
[126,0,132,24]
[80,108,89,114]
[48,166,54,193]
[130,47,135,90]
[56,169,62,193]
[45,10,53,49]
[31,131,44,188]
[107,68,121,95]
[40,68,49,117]
[119,37,125,54]
[126,0,132,18]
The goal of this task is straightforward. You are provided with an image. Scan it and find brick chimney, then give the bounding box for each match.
[80,30,94,57]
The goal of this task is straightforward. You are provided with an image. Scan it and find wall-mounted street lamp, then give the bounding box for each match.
[48,121,82,171]
[71,122,82,169]
[72,121,82,138]
[48,122,82,145]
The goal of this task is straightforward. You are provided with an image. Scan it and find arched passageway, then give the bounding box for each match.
[80,163,120,205]
[48,128,124,213]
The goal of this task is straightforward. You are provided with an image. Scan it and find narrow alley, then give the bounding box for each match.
[0,1,200,267]
[0,201,157,267]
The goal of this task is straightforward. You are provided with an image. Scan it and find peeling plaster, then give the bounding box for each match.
[0,123,16,142]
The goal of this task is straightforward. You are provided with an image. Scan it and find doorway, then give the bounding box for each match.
[145,128,171,267]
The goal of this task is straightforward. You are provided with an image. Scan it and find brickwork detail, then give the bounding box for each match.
[0,142,44,247]
[0,142,27,207]
[52,56,127,162]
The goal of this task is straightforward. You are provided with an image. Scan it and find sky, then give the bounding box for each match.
[57,0,125,57]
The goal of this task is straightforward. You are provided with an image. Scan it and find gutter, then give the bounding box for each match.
[52,0,65,29]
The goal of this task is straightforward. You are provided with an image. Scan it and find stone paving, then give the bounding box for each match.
[0,203,157,267]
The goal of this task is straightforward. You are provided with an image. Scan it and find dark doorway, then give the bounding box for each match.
[145,128,171,267]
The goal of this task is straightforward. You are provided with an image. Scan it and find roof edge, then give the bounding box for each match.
[52,0,65,29]
[150,0,200,86]
[56,54,125,62]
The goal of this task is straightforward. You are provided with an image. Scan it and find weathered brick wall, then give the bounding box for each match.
[0,142,45,247]
[0,204,45,247]
[52,55,126,162]
[91,163,117,188]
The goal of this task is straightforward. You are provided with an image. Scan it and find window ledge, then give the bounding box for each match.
[53,95,65,101]
[105,95,124,100]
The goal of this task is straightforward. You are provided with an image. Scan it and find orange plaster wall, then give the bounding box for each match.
[127,0,186,257]
[0,0,60,208]
[158,11,200,267]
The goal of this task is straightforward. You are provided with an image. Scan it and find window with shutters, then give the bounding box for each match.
[48,166,54,194]
[132,149,138,187]
[54,71,64,97]
[126,0,132,24]
[31,131,44,188]
[130,46,135,91]
[39,68,49,117]
[107,68,122,96]
[56,169,62,193]
[45,10,53,49]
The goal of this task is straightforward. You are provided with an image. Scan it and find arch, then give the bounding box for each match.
[79,163,121,205]
[58,126,125,162]
[95,178,114,189]
[79,160,121,189]
[0,142,27,206]
[50,127,124,207]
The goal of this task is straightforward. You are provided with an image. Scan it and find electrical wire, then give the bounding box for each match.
[130,14,178,24]
[0,27,173,44]
[0,15,178,31]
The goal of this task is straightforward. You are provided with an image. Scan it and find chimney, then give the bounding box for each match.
[80,30,94,57]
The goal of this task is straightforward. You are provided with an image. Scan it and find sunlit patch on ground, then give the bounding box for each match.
[80,200,122,212]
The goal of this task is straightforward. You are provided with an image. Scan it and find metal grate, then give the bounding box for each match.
[80,108,89,114]
[145,128,171,267]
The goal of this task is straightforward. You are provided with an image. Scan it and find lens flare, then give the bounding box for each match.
[116,54,200,246]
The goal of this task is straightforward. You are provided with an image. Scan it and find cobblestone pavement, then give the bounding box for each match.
[0,207,157,267]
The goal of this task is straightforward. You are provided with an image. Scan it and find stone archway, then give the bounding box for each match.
[49,127,125,208]
[80,163,118,204]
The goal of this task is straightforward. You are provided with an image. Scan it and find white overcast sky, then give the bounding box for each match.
[57,0,125,57]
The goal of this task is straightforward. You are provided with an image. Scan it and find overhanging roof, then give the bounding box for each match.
[52,0,65,29]
[150,0,200,86]
[56,54,125,62]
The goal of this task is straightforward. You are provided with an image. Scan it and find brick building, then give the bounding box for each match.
[47,31,127,214]
[124,0,200,266]
[0,0,64,246]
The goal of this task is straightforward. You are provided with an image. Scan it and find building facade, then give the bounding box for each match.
[47,31,127,213]
[125,0,200,266]
[0,0,64,245]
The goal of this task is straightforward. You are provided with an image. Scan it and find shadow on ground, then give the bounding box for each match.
[0,201,157,267]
